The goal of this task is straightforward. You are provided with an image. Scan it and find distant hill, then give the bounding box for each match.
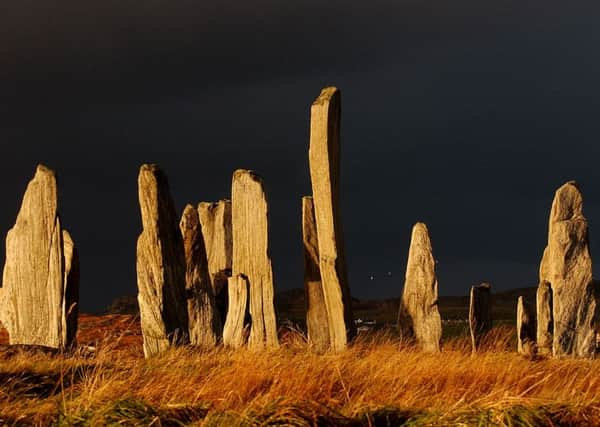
[105,295,139,315]
[272,286,537,326]
[106,286,537,326]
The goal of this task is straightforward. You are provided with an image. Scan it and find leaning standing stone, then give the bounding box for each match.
[469,283,492,352]
[0,165,79,349]
[180,205,220,347]
[536,281,553,356]
[397,223,442,352]
[302,196,330,352]
[517,296,536,356]
[231,169,278,349]
[308,87,355,351]
[539,181,596,358]
[136,164,189,357]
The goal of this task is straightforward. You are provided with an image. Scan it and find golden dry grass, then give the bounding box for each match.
[1,322,600,426]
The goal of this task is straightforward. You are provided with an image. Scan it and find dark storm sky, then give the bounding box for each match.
[2,1,600,311]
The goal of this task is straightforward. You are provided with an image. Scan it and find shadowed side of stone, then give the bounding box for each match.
[302,196,330,352]
[136,164,189,357]
[231,169,278,349]
[539,181,596,358]
[536,281,553,356]
[469,283,492,352]
[0,164,79,349]
[397,223,442,352]
[180,205,220,347]
[198,200,232,327]
[308,86,355,352]
[517,296,536,356]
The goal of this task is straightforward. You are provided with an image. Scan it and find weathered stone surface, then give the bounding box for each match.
[180,204,220,347]
[302,196,330,352]
[136,164,189,357]
[0,165,79,349]
[536,281,553,356]
[397,223,442,352]
[539,181,597,358]
[198,200,232,326]
[469,283,492,352]
[231,169,278,349]
[222,275,248,348]
[517,296,536,356]
[308,86,355,352]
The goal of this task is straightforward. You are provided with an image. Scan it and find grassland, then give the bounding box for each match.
[1,314,600,426]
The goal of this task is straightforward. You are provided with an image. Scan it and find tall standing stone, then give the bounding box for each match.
[180,205,220,347]
[222,275,248,348]
[536,281,553,356]
[0,165,79,349]
[397,223,442,352]
[136,164,189,357]
[302,196,330,352]
[469,283,492,352]
[198,200,232,325]
[539,181,597,357]
[517,296,536,356]
[308,86,355,352]
[231,169,278,349]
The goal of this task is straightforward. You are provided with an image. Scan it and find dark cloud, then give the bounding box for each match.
[1,0,600,311]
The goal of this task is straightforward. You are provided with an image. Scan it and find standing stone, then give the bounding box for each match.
[302,196,330,352]
[198,200,232,325]
[0,165,79,349]
[231,169,278,349]
[308,86,355,352]
[469,283,492,352]
[180,205,220,347]
[61,231,80,347]
[136,164,189,357]
[539,181,597,358]
[222,275,248,348]
[397,223,442,352]
[517,296,536,356]
[536,281,553,356]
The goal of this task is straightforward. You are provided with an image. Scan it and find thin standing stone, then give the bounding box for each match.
[469,283,492,352]
[222,275,249,348]
[517,296,536,356]
[536,281,553,356]
[198,200,232,299]
[308,86,355,351]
